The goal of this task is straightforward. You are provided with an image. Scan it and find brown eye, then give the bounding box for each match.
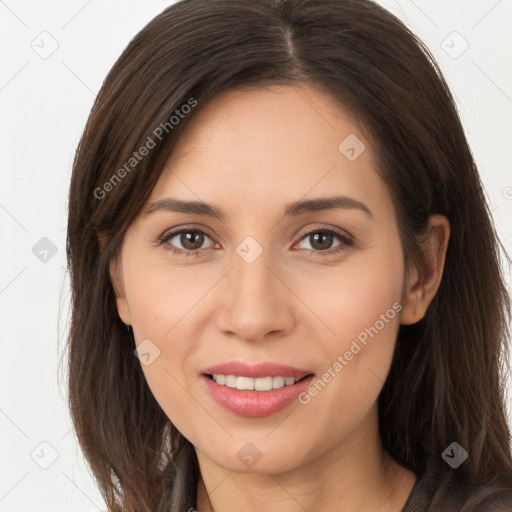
[308,231,335,251]
[178,231,205,250]
[161,229,214,255]
[296,228,353,256]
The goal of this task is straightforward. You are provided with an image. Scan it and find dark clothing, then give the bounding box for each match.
[401,466,512,511]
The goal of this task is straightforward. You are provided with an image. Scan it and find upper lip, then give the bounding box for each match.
[201,361,314,380]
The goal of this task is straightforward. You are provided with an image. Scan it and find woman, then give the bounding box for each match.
[65,0,512,510]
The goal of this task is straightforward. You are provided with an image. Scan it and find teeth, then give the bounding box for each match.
[272,376,285,389]
[236,376,254,390]
[255,376,272,391]
[212,374,299,391]
[215,374,226,385]
[225,375,237,388]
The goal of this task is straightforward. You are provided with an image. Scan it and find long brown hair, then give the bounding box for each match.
[64,0,512,509]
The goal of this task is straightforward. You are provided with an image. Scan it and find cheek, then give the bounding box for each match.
[294,238,404,421]
[303,236,404,358]
[123,247,217,343]
[121,254,219,433]
[118,247,256,463]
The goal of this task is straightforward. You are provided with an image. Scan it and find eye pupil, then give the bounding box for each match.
[182,231,204,250]
[311,231,333,251]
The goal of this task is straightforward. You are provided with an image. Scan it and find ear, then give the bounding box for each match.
[400,214,450,325]
[97,231,132,326]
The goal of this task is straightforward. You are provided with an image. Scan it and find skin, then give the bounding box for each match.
[108,84,450,511]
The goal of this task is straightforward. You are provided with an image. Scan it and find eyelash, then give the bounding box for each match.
[156,226,353,258]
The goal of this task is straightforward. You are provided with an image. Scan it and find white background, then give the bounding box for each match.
[1,1,511,510]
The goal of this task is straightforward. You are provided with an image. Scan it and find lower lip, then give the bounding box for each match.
[201,374,315,417]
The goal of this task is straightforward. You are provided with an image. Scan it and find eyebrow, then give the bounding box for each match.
[145,195,373,219]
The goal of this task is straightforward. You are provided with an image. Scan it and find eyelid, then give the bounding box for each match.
[295,224,353,243]
[158,223,216,241]
[157,224,217,252]
[292,226,354,254]
[157,223,354,255]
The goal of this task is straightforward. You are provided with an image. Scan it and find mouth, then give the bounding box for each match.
[204,373,312,391]
[200,361,315,417]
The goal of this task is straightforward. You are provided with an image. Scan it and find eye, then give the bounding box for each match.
[295,228,353,256]
[158,228,216,257]
[157,226,353,258]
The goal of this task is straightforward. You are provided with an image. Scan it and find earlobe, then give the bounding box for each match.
[400,270,423,325]
[400,215,450,325]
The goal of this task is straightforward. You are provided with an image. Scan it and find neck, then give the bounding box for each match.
[195,407,417,512]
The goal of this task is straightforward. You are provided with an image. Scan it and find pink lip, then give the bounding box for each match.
[201,361,313,380]
[200,361,315,417]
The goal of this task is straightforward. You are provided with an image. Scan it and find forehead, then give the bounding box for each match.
[148,84,390,221]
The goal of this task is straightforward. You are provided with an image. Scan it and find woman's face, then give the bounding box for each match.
[111,84,408,473]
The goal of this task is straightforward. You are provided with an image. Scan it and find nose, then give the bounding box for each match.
[215,248,295,342]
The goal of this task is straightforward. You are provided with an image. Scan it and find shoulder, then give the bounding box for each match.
[403,467,512,512]
[455,483,512,511]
